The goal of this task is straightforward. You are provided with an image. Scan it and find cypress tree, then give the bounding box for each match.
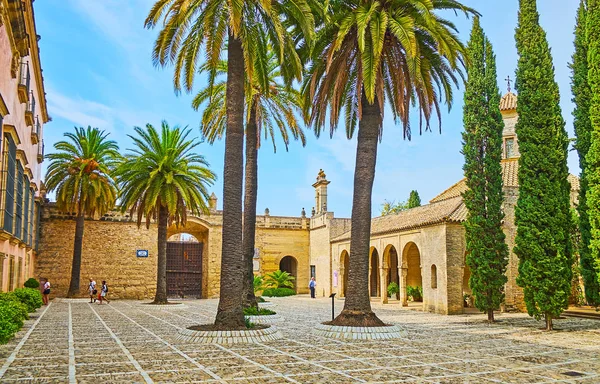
[407,190,421,208]
[572,0,600,306]
[514,0,574,330]
[587,0,600,299]
[462,17,508,323]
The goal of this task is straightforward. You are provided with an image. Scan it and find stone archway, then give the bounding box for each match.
[369,247,380,297]
[279,255,298,292]
[339,250,349,297]
[402,242,422,305]
[383,245,400,303]
[167,219,210,299]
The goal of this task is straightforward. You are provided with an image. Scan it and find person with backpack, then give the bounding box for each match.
[98,280,110,304]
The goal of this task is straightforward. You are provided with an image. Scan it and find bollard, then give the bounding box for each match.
[329,293,336,321]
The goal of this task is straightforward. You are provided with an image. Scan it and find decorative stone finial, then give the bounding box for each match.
[301,207,306,218]
[264,208,270,216]
[505,75,512,93]
[311,207,315,216]
[317,169,326,181]
[208,192,218,210]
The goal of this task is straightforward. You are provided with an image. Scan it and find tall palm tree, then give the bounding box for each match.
[302,0,475,326]
[193,50,306,308]
[145,0,313,327]
[45,126,119,297]
[114,122,216,304]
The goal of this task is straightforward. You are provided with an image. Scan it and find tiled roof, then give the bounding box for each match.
[331,197,466,243]
[500,92,518,111]
[430,160,580,203]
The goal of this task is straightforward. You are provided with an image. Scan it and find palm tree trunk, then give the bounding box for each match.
[214,32,246,328]
[242,102,259,309]
[545,314,553,331]
[331,92,385,327]
[67,214,85,297]
[153,204,169,304]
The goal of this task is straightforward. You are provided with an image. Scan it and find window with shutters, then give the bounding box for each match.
[8,256,15,291]
[0,255,4,292]
[16,257,22,289]
[2,136,16,233]
[15,163,24,240]
[28,189,34,246]
[23,178,30,243]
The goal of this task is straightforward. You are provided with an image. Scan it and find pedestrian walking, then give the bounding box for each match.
[88,278,97,303]
[98,281,110,304]
[309,277,316,298]
[42,279,51,305]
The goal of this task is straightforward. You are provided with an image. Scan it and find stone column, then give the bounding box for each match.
[400,267,408,307]
[339,266,345,297]
[380,267,388,304]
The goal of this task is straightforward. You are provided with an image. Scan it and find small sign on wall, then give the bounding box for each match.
[333,271,338,287]
[136,250,149,258]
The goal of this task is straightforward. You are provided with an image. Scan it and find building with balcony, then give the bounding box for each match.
[0,0,48,291]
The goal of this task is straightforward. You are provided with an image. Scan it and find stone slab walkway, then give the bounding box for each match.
[0,296,598,383]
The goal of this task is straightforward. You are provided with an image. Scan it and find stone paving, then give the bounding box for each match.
[0,296,599,383]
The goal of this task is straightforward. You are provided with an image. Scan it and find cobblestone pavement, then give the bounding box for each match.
[0,296,599,383]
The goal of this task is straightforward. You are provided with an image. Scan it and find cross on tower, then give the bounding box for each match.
[505,75,512,93]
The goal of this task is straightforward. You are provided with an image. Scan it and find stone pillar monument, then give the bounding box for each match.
[312,169,330,214]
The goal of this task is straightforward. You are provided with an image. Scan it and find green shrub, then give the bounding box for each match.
[256,296,266,303]
[12,288,43,312]
[261,287,296,297]
[387,282,399,298]
[264,270,295,289]
[406,285,423,302]
[243,307,276,316]
[23,278,39,289]
[253,276,267,294]
[244,317,255,329]
[0,300,28,344]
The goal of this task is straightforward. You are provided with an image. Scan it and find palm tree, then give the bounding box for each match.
[114,122,216,304]
[193,51,306,308]
[145,0,313,327]
[302,0,475,326]
[45,126,119,297]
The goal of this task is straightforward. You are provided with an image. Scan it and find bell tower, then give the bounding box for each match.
[312,169,330,215]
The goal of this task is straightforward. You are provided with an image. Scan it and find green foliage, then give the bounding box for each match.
[461,18,509,319]
[0,300,28,344]
[387,282,399,298]
[45,126,119,217]
[23,278,39,289]
[244,317,255,329]
[0,292,30,319]
[264,270,295,289]
[243,307,276,316]
[406,286,423,302]
[12,288,43,313]
[256,296,266,303]
[253,276,267,294]
[572,0,600,307]
[407,191,421,209]
[261,288,296,297]
[115,122,216,228]
[514,0,574,323]
[586,0,600,304]
[380,200,408,216]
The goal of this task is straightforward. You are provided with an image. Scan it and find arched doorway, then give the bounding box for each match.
[279,255,298,292]
[403,242,422,302]
[166,233,203,299]
[340,250,349,297]
[463,252,472,308]
[385,245,400,300]
[370,248,380,297]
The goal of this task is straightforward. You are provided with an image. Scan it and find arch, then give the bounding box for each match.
[383,245,400,300]
[339,250,349,297]
[431,264,437,289]
[369,247,380,297]
[167,233,200,242]
[279,255,298,292]
[402,242,422,302]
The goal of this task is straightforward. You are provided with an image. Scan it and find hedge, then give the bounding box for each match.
[261,288,296,297]
[243,307,276,316]
[12,288,43,312]
[23,278,39,289]
[0,299,28,344]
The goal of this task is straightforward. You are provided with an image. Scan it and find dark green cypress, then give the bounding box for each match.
[462,17,508,323]
[514,0,574,330]
[407,190,421,208]
[572,0,600,306]
[587,0,600,300]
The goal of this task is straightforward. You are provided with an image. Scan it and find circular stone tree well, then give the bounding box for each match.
[176,325,283,344]
[313,323,403,340]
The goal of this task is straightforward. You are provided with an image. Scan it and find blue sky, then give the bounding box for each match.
[35,0,579,218]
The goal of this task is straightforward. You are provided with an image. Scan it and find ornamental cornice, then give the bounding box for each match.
[23,0,49,123]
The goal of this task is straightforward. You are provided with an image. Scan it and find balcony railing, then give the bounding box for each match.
[31,116,40,144]
[17,61,30,103]
[25,92,35,126]
[37,140,44,163]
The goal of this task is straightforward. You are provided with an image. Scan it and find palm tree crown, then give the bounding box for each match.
[303,0,476,139]
[45,126,119,217]
[115,122,216,227]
